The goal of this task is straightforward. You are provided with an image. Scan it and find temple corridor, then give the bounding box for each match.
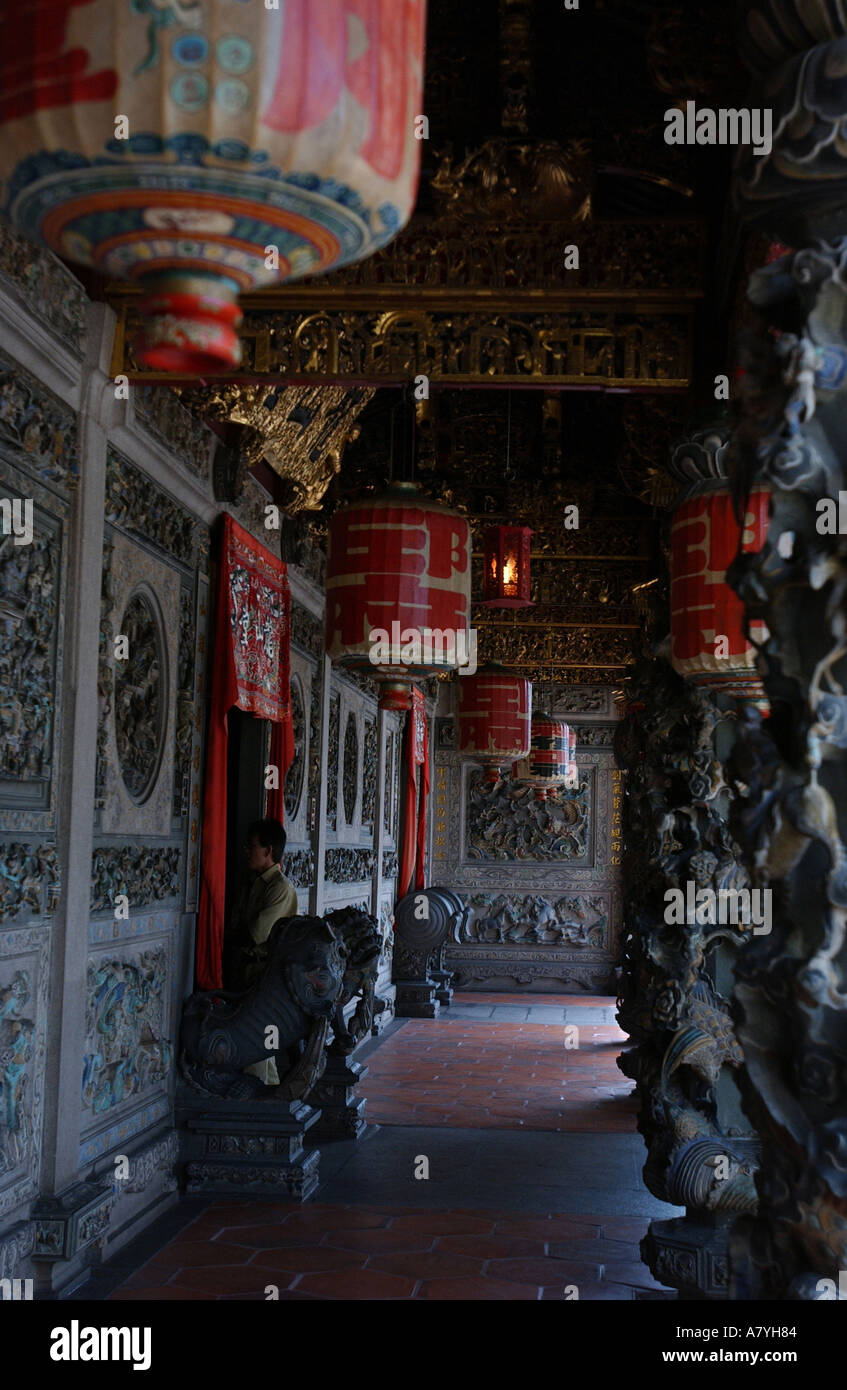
[3,0,846,1353]
[82,997,677,1302]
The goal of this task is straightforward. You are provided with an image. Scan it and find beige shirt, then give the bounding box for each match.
[244,864,298,946]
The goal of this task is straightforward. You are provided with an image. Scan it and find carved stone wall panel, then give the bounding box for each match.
[82,942,174,1135]
[0,926,49,1218]
[465,769,592,864]
[285,675,307,825]
[133,386,210,479]
[325,848,375,885]
[436,726,623,991]
[0,460,71,833]
[362,716,377,833]
[184,574,208,911]
[328,674,379,849]
[284,649,315,858]
[89,847,181,915]
[0,352,79,490]
[342,710,360,828]
[100,531,180,837]
[104,449,208,574]
[326,692,340,834]
[0,843,61,921]
[0,222,87,358]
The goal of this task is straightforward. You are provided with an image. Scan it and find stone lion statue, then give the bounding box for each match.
[180,915,346,1101]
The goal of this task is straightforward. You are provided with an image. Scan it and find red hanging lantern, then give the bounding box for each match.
[481,525,533,608]
[670,484,770,711]
[325,481,472,710]
[458,667,532,784]
[512,712,570,801]
[0,0,426,373]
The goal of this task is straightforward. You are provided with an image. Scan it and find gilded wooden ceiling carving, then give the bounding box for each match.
[181,383,374,513]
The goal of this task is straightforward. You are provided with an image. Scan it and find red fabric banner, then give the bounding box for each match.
[195,515,294,989]
[398,686,429,899]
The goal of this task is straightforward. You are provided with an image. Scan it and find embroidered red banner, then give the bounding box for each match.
[196,515,294,989]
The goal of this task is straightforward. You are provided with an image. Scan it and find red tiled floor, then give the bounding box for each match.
[296,1268,417,1300]
[359,1005,636,1134]
[105,996,668,1302]
[110,1202,667,1301]
[416,1277,539,1300]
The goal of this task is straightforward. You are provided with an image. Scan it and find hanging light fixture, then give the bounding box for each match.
[325,481,473,710]
[0,1,426,373]
[511,711,571,802]
[458,666,532,784]
[481,524,533,608]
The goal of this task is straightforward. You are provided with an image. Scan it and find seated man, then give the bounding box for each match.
[228,818,298,1087]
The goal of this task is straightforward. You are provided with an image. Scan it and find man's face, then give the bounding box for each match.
[245,834,274,873]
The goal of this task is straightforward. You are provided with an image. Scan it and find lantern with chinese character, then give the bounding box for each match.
[0,0,426,373]
[458,667,532,784]
[512,712,570,801]
[481,525,533,608]
[325,481,472,710]
[668,428,769,712]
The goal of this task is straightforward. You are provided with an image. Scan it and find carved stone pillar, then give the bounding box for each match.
[726,0,847,1299]
[615,429,763,1298]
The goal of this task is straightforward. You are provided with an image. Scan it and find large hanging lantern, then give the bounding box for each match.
[669,482,770,712]
[512,711,570,802]
[458,667,532,784]
[481,525,533,608]
[325,481,472,709]
[0,1,426,372]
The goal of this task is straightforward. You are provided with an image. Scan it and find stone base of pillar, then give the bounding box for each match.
[641,1213,732,1300]
[430,967,454,1007]
[177,1089,321,1201]
[394,979,440,1018]
[307,1056,369,1142]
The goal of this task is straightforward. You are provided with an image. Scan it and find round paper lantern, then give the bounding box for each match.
[512,712,570,802]
[458,667,532,784]
[670,484,770,711]
[481,525,533,608]
[325,481,472,709]
[0,0,426,372]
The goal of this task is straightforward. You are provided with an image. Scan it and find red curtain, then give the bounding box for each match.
[398,686,429,899]
[195,515,294,989]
